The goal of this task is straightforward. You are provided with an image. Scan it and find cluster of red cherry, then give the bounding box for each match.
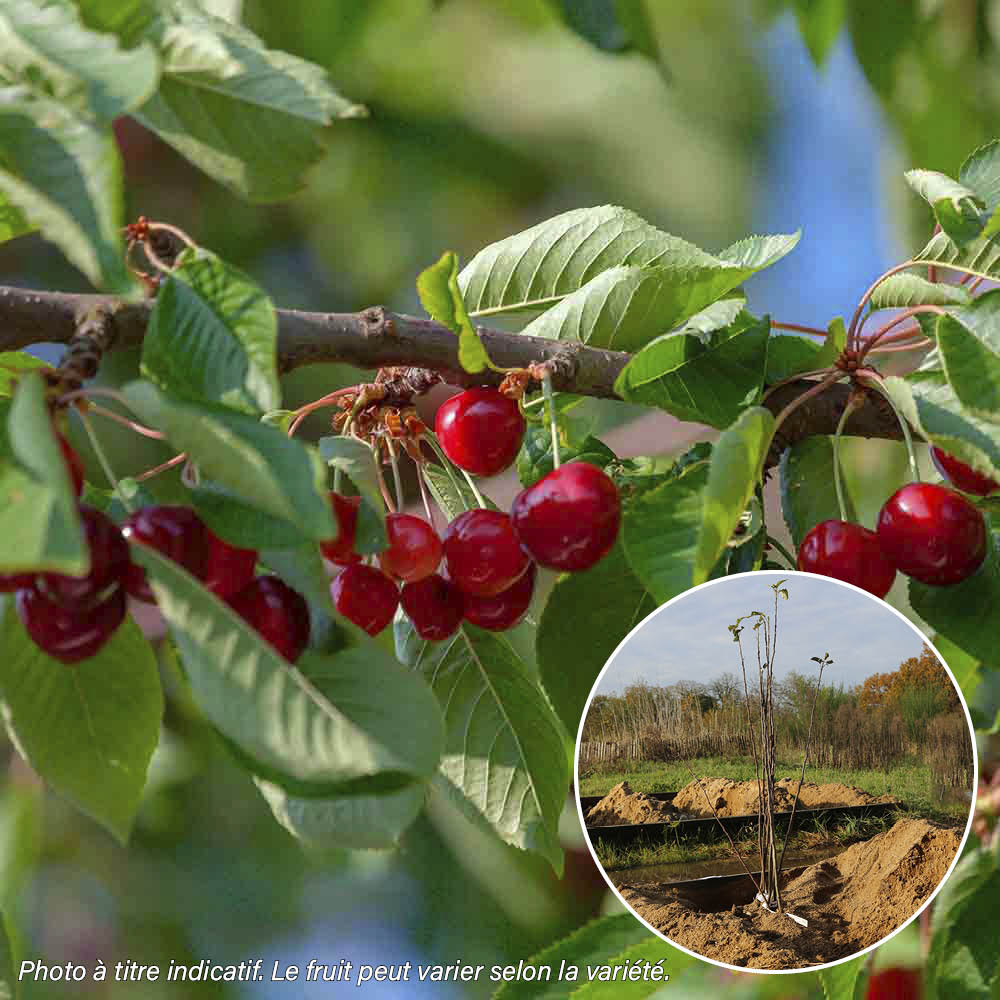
[328,387,622,641]
[0,432,307,663]
[797,447,994,597]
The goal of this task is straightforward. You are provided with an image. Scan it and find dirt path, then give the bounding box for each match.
[618,818,961,969]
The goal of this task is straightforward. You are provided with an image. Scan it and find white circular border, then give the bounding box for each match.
[573,569,979,976]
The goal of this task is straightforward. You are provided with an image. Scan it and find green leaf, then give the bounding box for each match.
[614,311,770,428]
[0,608,161,843]
[905,169,987,246]
[912,229,1000,285]
[672,295,746,344]
[765,333,826,384]
[422,460,498,520]
[537,541,654,736]
[568,936,694,998]
[134,543,442,791]
[0,0,159,121]
[123,381,334,541]
[819,954,867,1000]
[141,247,280,414]
[884,374,1000,483]
[77,0,158,48]
[793,0,845,68]
[255,778,425,851]
[926,845,1000,1000]
[189,482,308,549]
[0,194,30,246]
[933,634,981,713]
[910,534,1000,665]
[937,293,1000,421]
[517,429,615,488]
[551,0,665,72]
[780,436,857,548]
[818,316,848,368]
[0,376,86,575]
[459,204,797,318]
[395,620,568,874]
[492,915,653,1000]
[0,352,49,399]
[0,912,14,1000]
[318,435,387,554]
[694,407,775,584]
[0,88,131,290]
[134,3,365,202]
[622,463,709,603]
[869,273,973,310]
[417,251,491,374]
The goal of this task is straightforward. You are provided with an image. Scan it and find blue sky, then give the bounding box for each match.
[594,572,930,696]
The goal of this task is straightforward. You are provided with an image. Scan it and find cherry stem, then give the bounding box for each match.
[385,437,405,513]
[765,534,796,569]
[771,372,844,438]
[542,372,561,470]
[76,408,135,513]
[373,452,397,514]
[860,376,921,483]
[135,451,187,482]
[847,261,916,350]
[416,460,436,527]
[859,306,945,361]
[459,467,487,509]
[770,321,827,338]
[867,338,933,355]
[421,434,472,512]
[86,402,167,440]
[833,395,859,522]
[761,368,837,404]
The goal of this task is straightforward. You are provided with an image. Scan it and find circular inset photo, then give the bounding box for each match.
[575,571,976,972]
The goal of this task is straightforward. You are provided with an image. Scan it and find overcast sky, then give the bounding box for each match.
[594,572,933,697]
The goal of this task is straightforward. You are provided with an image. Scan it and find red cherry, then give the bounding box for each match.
[378,514,442,583]
[121,505,209,602]
[864,966,921,1000]
[319,493,362,565]
[463,562,536,631]
[435,388,526,477]
[0,573,36,592]
[510,462,620,572]
[57,433,84,497]
[16,584,126,664]
[331,564,399,636]
[797,520,897,598]
[39,505,130,609]
[203,530,257,600]
[400,573,464,640]
[876,482,987,586]
[443,509,531,597]
[227,575,310,663]
[931,447,999,496]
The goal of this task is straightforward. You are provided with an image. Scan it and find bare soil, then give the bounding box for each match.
[618,818,961,969]
[670,777,898,818]
[585,781,681,826]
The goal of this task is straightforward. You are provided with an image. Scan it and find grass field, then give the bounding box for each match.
[577,754,971,821]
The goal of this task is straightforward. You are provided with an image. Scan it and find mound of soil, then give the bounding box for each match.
[618,818,961,969]
[585,781,680,826]
[671,777,898,818]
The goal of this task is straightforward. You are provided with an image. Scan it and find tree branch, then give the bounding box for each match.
[0,284,904,458]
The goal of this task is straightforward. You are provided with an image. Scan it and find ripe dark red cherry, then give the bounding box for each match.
[435,388,526,477]
[39,505,130,609]
[876,482,987,586]
[331,564,399,636]
[121,505,209,602]
[443,509,531,597]
[227,575,310,663]
[931,446,1000,496]
[864,966,921,1000]
[203,530,258,600]
[319,493,362,565]
[0,573,36,592]
[16,584,126,664]
[378,514,442,583]
[511,462,620,572]
[797,520,897,598]
[463,562,536,631]
[57,433,84,497]
[400,573,464,640]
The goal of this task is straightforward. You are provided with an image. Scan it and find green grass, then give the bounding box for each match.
[593,810,899,872]
[578,754,969,820]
